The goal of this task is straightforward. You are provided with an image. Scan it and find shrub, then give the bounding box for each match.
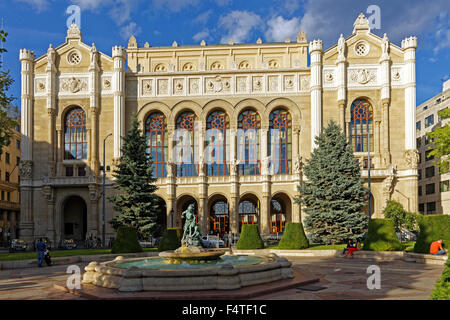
[278,223,309,249]
[430,259,450,300]
[236,225,264,250]
[158,228,182,252]
[111,226,143,254]
[383,200,419,232]
[414,215,450,254]
[362,218,403,251]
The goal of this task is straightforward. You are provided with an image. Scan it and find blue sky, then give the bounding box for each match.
[0,0,449,106]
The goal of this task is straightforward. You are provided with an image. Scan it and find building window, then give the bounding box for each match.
[269,109,292,174]
[419,203,424,213]
[1,191,4,201]
[418,169,422,180]
[5,153,10,164]
[7,192,10,202]
[78,166,87,177]
[145,112,168,178]
[418,186,422,196]
[16,157,20,166]
[64,107,87,160]
[426,183,435,195]
[425,114,434,128]
[416,121,421,131]
[418,152,422,164]
[65,166,74,177]
[349,99,373,153]
[426,202,436,214]
[440,180,450,192]
[16,140,20,150]
[416,137,422,148]
[206,111,230,176]
[425,166,435,178]
[425,150,434,161]
[425,135,432,145]
[423,106,428,111]
[175,111,198,177]
[238,110,261,176]
[5,172,9,182]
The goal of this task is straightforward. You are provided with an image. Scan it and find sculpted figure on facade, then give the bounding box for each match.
[90,43,99,68]
[19,161,33,179]
[46,44,56,70]
[404,149,420,169]
[294,155,303,175]
[382,165,397,200]
[337,34,346,60]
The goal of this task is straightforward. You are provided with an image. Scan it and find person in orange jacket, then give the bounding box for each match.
[430,239,448,255]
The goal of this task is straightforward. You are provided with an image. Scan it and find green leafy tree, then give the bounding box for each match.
[109,115,160,239]
[0,30,16,155]
[426,108,450,173]
[295,121,368,244]
[383,200,418,232]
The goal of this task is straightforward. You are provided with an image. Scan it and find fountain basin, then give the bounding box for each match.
[159,247,225,264]
[82,253,294,292]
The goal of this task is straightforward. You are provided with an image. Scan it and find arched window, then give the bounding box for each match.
[64,107,87,160]
[238,199,259,232]
[210,199,229,236]
[270,199,286,234]
[176,111,198,177]
[145,112,168,178]
[269,109,292,174]
[237,110,261,175]
[349,99,374,152]
[206,111,230,176]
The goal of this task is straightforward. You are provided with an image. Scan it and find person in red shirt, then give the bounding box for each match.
[430,239,448,255]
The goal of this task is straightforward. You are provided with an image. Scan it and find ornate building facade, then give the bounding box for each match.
[19,13,419,244]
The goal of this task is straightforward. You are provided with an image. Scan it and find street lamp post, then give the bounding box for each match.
[102,133,112,248]
[368,125,372,220]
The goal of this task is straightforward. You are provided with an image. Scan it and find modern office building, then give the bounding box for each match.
[416,79,450,215]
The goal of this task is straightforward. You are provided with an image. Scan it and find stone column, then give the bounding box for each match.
[42,186,55,244]
[88,184,99,237]
[112,46,127,160]
[90,108,99,175]
[309,40,323,151]
[336,34,347,131]
[382,100,391,166]
[89,44,100,176]
[402,36,417,151]
[46,45,57,176]
[10,212,16,239]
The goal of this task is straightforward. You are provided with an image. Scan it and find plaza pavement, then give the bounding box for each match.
[0,256,444,300]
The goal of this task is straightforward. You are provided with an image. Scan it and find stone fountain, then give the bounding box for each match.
[82,204,294,292]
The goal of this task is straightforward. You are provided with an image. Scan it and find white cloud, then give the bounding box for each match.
[218,10,263,44]
[120,21,142,40]
[265,16,301,42]
[193,29,210,42]
[193,10,212,25]
[70,0,107,10]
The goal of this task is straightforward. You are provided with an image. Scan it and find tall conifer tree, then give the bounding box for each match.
[295,121,368,244]
[109,115,160,239]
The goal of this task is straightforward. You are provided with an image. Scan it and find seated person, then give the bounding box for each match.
[430,239,448,255]
[342,240,355,256]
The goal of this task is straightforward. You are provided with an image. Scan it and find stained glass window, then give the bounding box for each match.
[349,99,374,152]
[206,111,230,176]
[269,109,292,174]
[238,199,258,232]
[64,107,87,160]
[237,110,261,175]
[145,112,168,178]
[176,111,198,177]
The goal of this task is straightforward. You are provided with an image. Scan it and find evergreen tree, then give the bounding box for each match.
[295,121,368,244]
[109,115,160,239]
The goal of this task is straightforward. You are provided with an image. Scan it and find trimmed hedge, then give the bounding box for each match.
[111,226,143,254]
[414,215,450,254]
[237,224,265,250]
[158,228,182,252]
[430,259,450,300]
[278,223,309,249]
[362,218,403,251]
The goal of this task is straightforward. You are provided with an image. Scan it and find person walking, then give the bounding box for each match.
[36,238,47,267]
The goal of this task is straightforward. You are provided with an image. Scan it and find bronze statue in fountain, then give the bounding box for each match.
[159,203,225,264]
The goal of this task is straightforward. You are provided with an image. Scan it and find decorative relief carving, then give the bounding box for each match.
[268,76,278,91]
[294,155,303,175]
[102,78,112,90]
[206,76,231,93]
[284,76,295,90]
[236,77,247,92]
[158,79,169,95]
[324,71,334,83]
[142,79,153,95]
[60,77,88,93]
[36,79,46,93]
[174,79,184,94]
[19,161,33,179]
[404,149,419,169]
[349,69,376,84]
[300,76,310,91]
[392,69,401,81]
[252,76,263,92]
[382,165,397,199]
[189,78,200,94]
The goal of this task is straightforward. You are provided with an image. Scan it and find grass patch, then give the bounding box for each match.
[0,248,157,261]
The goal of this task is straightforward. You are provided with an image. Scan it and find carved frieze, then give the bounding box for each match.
[206,76,231,93]
[349,69,376,85]
[284,75,295,91]
[19,160,33,179]
[189,78,200,95]
[252,76,263,92]
[60,77,88,93]
[158,79,169,95]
